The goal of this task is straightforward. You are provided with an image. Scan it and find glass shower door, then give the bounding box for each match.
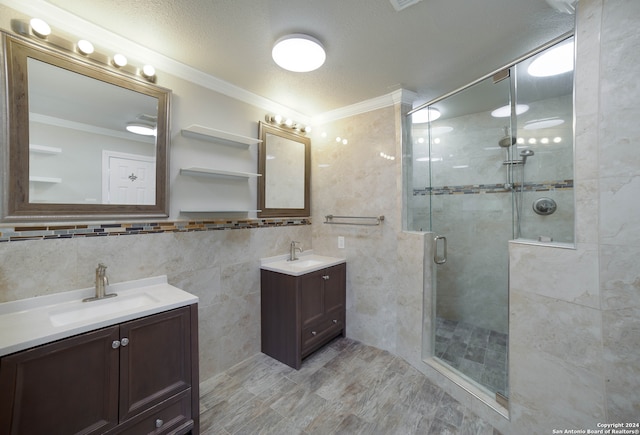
[416,74,513,400]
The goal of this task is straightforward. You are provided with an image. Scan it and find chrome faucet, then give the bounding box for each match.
[83,263,117,302]
[289,241,303,261]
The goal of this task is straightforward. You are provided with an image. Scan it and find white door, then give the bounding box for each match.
[103,151,155,205]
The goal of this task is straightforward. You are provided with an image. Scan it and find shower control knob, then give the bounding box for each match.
[533,197,557,216]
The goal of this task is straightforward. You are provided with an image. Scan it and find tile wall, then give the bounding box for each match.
[0,220,312,380]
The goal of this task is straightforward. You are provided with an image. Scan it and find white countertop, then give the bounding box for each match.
[0,276,198,357]
[260,251,346,276]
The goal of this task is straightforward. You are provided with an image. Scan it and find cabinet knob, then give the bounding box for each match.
[333,319,338,324]
[322,275,330,280]
[155,419,164,428]
[311,331,317,336]
[120,337,129,347]
[112,340,120,349]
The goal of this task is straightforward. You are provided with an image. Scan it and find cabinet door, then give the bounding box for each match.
[323,264,346,314]
[300,270,325,328]
[0,326,120,435]
[119,307,191,422]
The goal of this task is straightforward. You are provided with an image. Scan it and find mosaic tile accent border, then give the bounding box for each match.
[413,179,574,196]
[0,218,311,243]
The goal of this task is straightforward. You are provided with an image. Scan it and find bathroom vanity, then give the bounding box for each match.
[260,254,346,369]
[0,276,199,435]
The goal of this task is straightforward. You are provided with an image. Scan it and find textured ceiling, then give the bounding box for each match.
[42,0,575,117]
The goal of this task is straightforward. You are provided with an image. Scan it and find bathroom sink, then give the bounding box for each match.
[288,259,326,269]
[0,275,198,357]
[49,292,159,326]
[260,253,345,276]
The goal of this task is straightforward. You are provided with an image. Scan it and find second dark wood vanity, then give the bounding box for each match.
[261,263,346,369]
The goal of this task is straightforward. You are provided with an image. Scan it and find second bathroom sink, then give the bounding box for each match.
[260,252,345,276]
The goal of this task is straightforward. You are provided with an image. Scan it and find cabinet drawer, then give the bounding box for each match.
[301,308,344,355]
[115,389,193,435]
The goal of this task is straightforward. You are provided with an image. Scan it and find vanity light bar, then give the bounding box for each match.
[264,114,311,134]
[21,18,157,83]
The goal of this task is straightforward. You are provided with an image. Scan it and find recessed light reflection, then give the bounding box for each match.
[453,165,469,169]
[416,157,443,162]
[524,118,565,130]
[553,137,562,143]
[491,104,529,118]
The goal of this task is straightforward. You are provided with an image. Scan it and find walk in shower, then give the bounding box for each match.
[404,35,575,407]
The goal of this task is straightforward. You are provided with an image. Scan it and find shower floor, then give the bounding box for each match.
[434,317,508,397]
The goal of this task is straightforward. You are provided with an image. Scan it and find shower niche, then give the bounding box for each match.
[404,34,575,411]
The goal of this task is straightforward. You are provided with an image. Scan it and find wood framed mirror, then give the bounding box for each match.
[1,33,171,221]
[258,122,310,218]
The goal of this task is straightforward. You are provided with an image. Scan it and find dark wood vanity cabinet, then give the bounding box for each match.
[261,263,346,369]
[0,305,199,435]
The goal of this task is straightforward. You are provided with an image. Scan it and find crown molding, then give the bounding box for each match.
[312,89,418,125]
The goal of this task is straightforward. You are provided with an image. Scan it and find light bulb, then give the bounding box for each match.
[112,54,128,67]
[30,18,51,38]
[77,40,94,55]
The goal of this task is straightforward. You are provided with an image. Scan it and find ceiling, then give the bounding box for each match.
[38,0,574,117]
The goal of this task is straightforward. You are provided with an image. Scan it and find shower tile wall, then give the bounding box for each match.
[407,89,574,334]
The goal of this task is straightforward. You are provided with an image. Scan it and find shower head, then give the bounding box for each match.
[498,127,515,148]
[520,149,535,164]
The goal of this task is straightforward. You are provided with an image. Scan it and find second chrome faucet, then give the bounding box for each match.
[289,241,303,261]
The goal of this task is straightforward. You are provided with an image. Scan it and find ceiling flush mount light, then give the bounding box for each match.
[126,122,156,136]
[412,107,441,123]
[77,39,94,55]
[528,40,574,77]
[30,18,51,38]
[272,34,326,72]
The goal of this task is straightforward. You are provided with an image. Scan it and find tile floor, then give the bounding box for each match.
[434,317,508,397]
[199,337,501,434]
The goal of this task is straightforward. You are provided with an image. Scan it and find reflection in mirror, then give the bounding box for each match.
[258,122,310,217]
[28,58,157,205]
[2,33,170,220]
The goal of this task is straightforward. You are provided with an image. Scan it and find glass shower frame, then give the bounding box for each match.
[404,31,575,413]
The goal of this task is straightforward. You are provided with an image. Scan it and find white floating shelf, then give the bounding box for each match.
[181,125,262,148]
[29,144,62,154]
[180,167,262,180]
[29,176,62,183]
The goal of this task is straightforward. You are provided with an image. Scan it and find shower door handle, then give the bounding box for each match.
[434,235,447,264]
